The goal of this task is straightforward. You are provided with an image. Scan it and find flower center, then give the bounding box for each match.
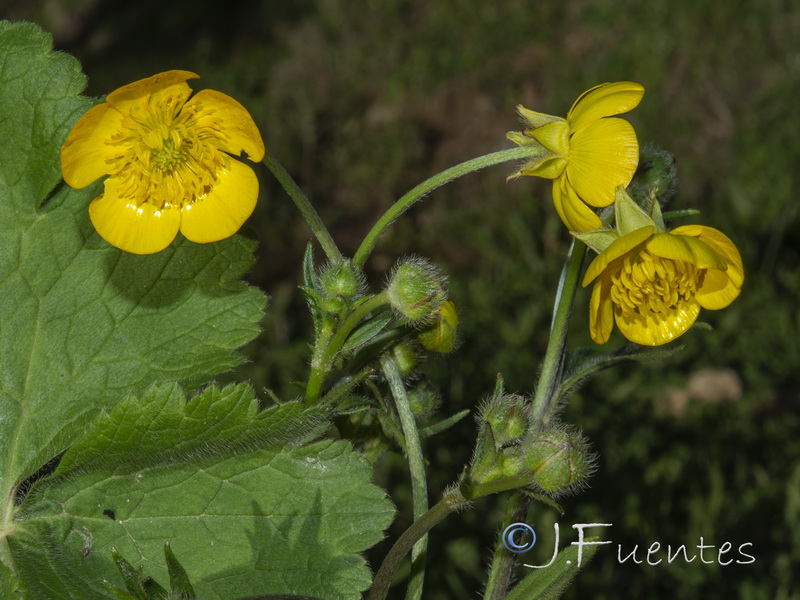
[610,250,700,316]
[107,93,229,209]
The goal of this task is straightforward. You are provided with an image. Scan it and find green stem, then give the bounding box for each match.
[369,491,464,600]
[304,293,389,405]
[305,317,335,406]
[380,354,429,600]
[530,239,586,426]
[353,145,549,268]
[483,491,529,600]
[261,148,343,264]
[480,239,586,598]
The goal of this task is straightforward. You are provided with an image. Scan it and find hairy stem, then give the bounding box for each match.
[368,491,464,600]
[483,491,529,600]
[530,239,586,426]
[380,354,429,600]
[353,145,549,268]
[262,148,343,264]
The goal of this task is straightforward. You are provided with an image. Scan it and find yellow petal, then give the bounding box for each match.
[186,89,266,162]
[588,279,614,344]
[61,103,124,189]
[671,225,744,288]
[530,120,570,154]
[567,118,639,207]
[106,70,198,108]
[582,226,654,287]
[179,159,258,243]
[552,178,603,232]
[567,81,645,133]
[646,232,726,270]
[614,298,701,346]
[695,268,741,310]
[89,178,181,254]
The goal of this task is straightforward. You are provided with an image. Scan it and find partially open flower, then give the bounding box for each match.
[507,82,644,232]
[61,70,265,254]
[583,224,744,345]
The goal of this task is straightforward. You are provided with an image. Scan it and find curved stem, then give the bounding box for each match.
[261,148,343,264]
[368,491,463,600]
[530,239,586,426]
[380,354,429,600]
[353,145,549,268]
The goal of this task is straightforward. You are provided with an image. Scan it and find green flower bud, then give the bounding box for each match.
[418,300,459,353]
[391,341,419,377]
[628,143,678,208]
[407,381,440,417]
[524,429,591,495]
[320,260,363,300]
[386,258,447,324]
[480,394,529,447]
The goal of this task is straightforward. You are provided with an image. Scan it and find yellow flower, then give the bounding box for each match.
[582,224,743,346]
[61,70,265,254]
[507,82,644,232]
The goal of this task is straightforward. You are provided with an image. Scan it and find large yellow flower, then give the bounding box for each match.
[582,224,743,346]
[61,70,265,254]
[507,82,644,232]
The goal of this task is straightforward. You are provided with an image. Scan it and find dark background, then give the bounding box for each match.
[4,0,798,597]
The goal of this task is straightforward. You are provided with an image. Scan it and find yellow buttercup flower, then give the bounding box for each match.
[582,224,743,346]
[507,82,644,232]
[61,70,265,254]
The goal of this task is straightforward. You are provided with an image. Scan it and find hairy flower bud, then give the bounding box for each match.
[386,258,447,324]
[480,394,529,447]
[418,300,459,353]
[391,341,419,377]
[320,260,363,300]
[524,429,591,495]
[407,382,440,417]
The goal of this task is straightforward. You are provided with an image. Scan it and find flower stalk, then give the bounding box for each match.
[353,145,549,268]
[262,147,343,264]
[380,354,429,600]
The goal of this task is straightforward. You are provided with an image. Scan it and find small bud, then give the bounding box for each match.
[391,341,420,377]
[407,381,440,417]
[628,143,678,208]
[479,394,529,448]
[320,260,363,300]
[386,258,447,324]
[524,429,591,495]
[418,300,459,353]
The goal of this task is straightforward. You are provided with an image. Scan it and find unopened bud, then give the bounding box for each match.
[320,260,363,300]
[386,258,447,323]
[628,143,677,208]
[524,429,591,495]
[391,341,419,377]
[408,382,440,417]
[480,394,529,447]
[418,300,459,353]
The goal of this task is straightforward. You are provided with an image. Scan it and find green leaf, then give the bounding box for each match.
[0,17,265,563]
[164,542,196,599]
[418,409,471,438]
[12,383,394,600]
[505,536,601,600]
[554,343,683,406]
[341,309,393,353]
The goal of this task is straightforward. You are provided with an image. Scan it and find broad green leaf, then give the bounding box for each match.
[505,536,601,600]
[0,17,265,560]
[12,383,394,600]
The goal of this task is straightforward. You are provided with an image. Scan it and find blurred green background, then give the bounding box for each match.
[4,0,799,597]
